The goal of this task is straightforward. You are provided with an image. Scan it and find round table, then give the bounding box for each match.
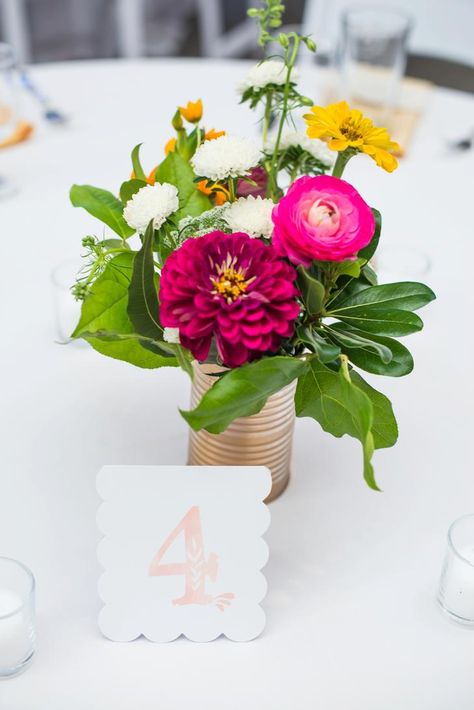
[1,58,474,709]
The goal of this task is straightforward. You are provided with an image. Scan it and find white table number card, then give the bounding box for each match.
[96,465,271,642]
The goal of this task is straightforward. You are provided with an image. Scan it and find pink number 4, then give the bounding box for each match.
[149,506,235,612]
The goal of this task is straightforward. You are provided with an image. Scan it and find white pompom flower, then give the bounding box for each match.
[123,183,179,234]
[163,327,180,344]
[191,135,261,182]
[224,196,274,239]
[239,59,299,92]
[266,130,334,166]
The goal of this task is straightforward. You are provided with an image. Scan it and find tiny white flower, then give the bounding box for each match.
[163,327,180,344]
[224,196,274,239]
[239,59,299,92]
[266,129,334,166]
[123,183,179,233]
[191,135,261,182]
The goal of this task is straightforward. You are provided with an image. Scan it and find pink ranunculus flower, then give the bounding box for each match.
[272,175,375,265]
[159,231,300,368]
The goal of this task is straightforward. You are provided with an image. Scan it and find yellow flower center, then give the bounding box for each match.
[210,254,255,304]
[339,118,363,142]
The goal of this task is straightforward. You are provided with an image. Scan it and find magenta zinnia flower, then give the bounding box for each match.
[159,231,300,368]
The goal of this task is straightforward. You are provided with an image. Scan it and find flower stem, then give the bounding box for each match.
[262,90,273,146]
[228,177,237,202]
[269,34,300,200]
[332,149,353,178]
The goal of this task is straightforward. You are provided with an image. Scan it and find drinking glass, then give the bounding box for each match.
[51,257,84,344]
[438,514,474,625]
[339,7,412,123]
[0,43,19,199]
[0,557,35,678]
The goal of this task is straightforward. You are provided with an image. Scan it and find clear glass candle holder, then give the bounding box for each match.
[438,514,474,625]
[339,7,412,123]
[0,558,35,678]
[51,257,84,344]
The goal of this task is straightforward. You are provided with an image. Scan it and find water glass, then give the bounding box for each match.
[51,257,84,343]
[339,7,412,121]
[438,514,474,625]
[0,43,19,200]
[0,558,35,678]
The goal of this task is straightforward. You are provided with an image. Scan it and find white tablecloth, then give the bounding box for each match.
[1,58,474,709]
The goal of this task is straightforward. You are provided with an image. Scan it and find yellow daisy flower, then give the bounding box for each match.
[179,99,203,124]
[303,101,400,172]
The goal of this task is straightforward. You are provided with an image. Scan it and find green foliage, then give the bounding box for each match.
[155,151,211,222]
[120,178,146,204]
[296,266,325,316]
[181,356,307,434]
[70,185,133,238]
[72,253,176,368]
[295,357,392,490]
[127,220,165,349]
[327,323,414,377]
[131,143,147,181]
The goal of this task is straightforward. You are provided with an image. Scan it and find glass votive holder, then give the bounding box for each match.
[0,557,35,678]
[339,7,412,124]
[51,257,84,344]
[438,514,474,625]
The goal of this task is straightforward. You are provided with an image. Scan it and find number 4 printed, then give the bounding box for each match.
[149,506,235,612]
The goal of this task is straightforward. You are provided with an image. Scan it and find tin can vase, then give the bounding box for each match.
[187,362,297,502]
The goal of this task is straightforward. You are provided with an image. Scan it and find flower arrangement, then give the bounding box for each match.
[70,0,435,490]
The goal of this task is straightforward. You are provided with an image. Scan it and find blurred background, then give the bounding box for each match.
[0,0,473,92]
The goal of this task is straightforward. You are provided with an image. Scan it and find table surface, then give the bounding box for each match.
[1,58,474,710]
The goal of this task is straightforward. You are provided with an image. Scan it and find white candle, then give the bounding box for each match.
[440,545,474,621]
[0,589,34,670]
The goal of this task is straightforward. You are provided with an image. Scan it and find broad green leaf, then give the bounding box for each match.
[335,258,366,279]
[155,151,211,221]
[127,220,168,358]
[120,178,146,204]
[328,323,414,377]
[335,307,423,336]
[297,266,325,315]
[295,357,379,489]
[70,184,133,238]
[325,324,393,363]
[131,143,147,181]
[358,207,381,261]
[72,254,176,368]
[361,263,378,285]
[296,325,341,362]
[349,371,398,449]
[330,281,436,313]
[181,356,307,434]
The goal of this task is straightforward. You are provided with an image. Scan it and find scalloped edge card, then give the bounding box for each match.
[97,466,271,642]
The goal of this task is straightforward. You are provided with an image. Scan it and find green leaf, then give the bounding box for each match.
[330,281,436,314]
[325,324,393,363]
[349,371,398,449]
[328,323,414,377]
[155,151,211,221]
[295,357,379,489]
[72,254,176,368]
[120,178,146,204]
[335,307,423,336]
[296,325,341,362]
[131,143,147,181]
[127,220,164,344]
[335,258,366,279]
[70,185,134,238]
[296,266,325,315]
[358,208,381,261]
[181,356,307,434]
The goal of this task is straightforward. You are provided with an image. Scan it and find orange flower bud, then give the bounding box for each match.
[205,128,226,141]
[179,99,203,124]
[164,137,177,155]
